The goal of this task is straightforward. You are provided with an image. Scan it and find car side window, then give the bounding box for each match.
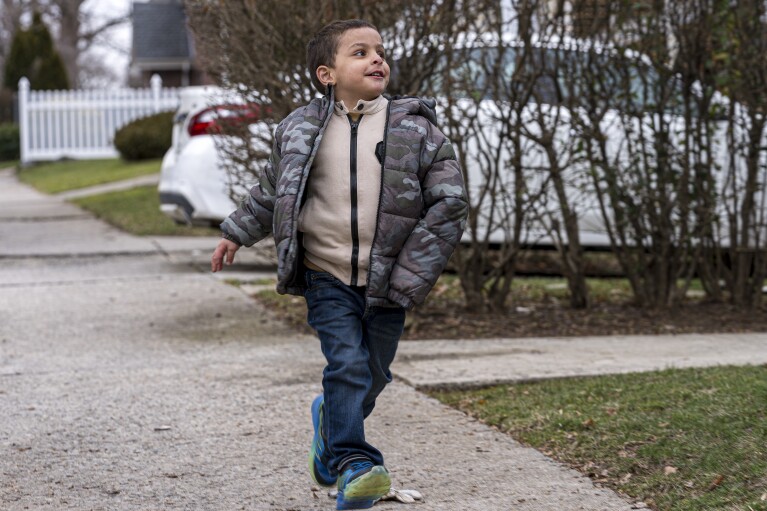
[415,43,691,114]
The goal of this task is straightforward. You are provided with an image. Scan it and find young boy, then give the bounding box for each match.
[211,19,467,510]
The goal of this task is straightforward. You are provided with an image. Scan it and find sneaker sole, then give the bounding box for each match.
[309,447,335,486]
[309,396,336,486]
[337,466,391,510]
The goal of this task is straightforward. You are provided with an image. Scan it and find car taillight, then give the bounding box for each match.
[187,104,264,137]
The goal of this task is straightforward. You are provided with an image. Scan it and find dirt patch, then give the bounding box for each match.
[403,300,767,339]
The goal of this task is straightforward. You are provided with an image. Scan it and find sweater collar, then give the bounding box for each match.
[334,95,388,116]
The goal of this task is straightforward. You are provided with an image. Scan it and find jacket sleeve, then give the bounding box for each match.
[387,129,468,309]
[220,123,284,247]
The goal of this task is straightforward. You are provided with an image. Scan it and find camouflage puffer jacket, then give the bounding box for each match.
[220,93,468,310]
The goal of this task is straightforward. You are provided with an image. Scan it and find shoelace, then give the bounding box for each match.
[346,460,374,474]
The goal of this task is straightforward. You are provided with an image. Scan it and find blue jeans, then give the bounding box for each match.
[304,270,405,473]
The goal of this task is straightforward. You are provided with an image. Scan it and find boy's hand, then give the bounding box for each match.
[211,238,241,272]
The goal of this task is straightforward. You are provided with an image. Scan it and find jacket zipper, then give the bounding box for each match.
[348,114,362,286]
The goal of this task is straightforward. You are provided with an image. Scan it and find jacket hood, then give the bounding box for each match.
[388,95,438,125]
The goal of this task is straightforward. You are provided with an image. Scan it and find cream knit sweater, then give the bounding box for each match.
[298,95,389,286]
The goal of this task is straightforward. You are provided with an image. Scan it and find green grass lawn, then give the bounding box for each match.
[432,366,767,511]
[17,158,161,194]
[0,160,18,169]
[73,185,220,236]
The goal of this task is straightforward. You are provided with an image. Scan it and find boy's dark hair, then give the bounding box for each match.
[306,19,378,95]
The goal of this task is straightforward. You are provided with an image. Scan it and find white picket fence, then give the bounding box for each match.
[18,75,181,164]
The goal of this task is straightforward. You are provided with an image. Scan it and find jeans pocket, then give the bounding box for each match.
[305,270,339,291]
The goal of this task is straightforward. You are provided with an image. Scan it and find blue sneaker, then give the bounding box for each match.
[309,395,336,486]
[336,460,391,510]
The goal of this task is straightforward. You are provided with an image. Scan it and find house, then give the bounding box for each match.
[129,0,212,88]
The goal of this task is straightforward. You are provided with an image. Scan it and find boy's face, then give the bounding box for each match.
[317,27,390,105]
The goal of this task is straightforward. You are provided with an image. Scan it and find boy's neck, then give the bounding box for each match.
[334,94,383,122]
[334,93,381,109]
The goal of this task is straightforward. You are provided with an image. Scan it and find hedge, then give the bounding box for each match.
[0,123,20,160]
[113,111,174,161]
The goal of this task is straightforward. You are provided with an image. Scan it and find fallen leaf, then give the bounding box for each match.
[619,473,632,484]
[761,493,766,501]
[663,466,678,475]
[582,418,595,428]
[706,474,724,491]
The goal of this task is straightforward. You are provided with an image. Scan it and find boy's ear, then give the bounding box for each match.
[316,65,335,87]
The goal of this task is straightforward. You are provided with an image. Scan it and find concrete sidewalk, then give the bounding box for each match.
[5,167,752,510]
[393,332,767,389]
[54,173,160,200]
[0,169,276,269]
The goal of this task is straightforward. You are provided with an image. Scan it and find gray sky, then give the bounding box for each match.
[83,0,133,87]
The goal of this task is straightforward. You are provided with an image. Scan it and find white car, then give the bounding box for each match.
[158,86,262,226]
[437,37,760,248]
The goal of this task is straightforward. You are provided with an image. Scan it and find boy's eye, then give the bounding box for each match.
[351,48,385,59]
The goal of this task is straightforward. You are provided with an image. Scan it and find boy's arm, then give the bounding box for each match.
[219,124,284,247]
[211,122,284,272]
[388,134,468,310]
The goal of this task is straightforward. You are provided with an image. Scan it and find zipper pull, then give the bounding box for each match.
[348,114,360,131]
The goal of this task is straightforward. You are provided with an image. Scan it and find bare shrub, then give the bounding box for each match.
[671,1,767,307]
[561,0,766,308]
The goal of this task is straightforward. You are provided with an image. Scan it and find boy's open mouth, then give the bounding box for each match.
[367,71,385,78]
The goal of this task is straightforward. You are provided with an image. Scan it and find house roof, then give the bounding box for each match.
[132,1,191,62]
